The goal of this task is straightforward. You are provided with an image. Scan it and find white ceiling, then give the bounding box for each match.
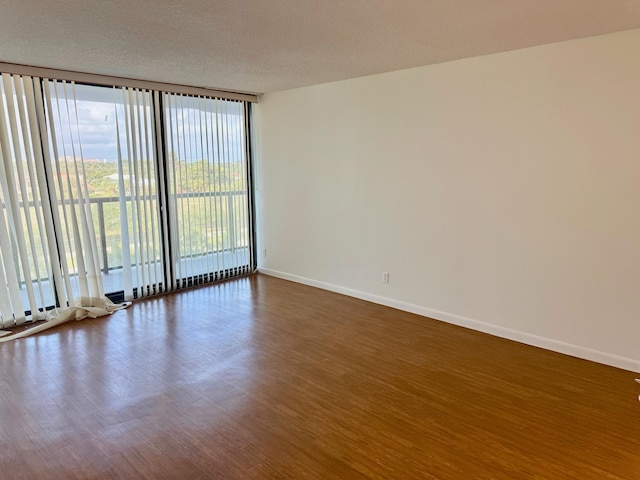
[1,1,640,94]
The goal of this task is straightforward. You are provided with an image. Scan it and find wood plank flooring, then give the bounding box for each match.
[0,273,638,479]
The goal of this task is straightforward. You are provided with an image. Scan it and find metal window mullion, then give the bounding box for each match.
[152,91,173,293]
[245,102,257,273]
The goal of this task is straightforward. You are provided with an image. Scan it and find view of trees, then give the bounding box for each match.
[80,155,249,272]
[10,153,249,289]
[54,157,246,198]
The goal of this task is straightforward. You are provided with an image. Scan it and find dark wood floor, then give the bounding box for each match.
[0,274,638,479]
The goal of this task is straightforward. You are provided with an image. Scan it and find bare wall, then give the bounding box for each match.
[255,29,640,371]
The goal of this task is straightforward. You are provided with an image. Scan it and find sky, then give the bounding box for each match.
[49,83,246,163]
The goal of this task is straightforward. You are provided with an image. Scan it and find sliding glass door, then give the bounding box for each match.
[163,93,252,288]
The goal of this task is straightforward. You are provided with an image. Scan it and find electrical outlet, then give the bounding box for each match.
[262,248,267,257]
[382,272,389,284]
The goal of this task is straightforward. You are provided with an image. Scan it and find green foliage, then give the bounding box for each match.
[169,158,246,193]
[81,161,120,197]
[16,154,249,284]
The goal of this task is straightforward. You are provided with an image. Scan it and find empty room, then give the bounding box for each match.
[0,1,639,479]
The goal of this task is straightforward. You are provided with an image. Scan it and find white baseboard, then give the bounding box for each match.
[259,267,640,373]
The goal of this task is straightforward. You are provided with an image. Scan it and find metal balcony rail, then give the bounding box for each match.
[6,189,248,282]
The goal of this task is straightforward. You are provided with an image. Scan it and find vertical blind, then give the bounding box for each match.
[0,72,254,340]
[0,74,125,338]
[0,74,54,326]
[114,87,163,301]
[44,79,107,306]
[164,93,252,290]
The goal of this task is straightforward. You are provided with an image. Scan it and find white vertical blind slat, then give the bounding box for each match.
[130,88,145,294]
[204,96,218,277]
[63,82,90,299]
[180,94,193,282]
[0,191,24,324]
[29,80,65,308]
[213,98,227,277]
[69,82,105,300]
[125,88,141,295]
[171,94,185,285]
[140,90,157,292]
[154,91,172,292]
[0,249,16,326]
[42,80,74,305]
[195,98,207,282]
[222,99,233,277]
[0,77,23,326]
[211,99,223,276]
[115,91,133,301]
[18,78,52,308]
[231,101,241,272]
[198,96,212,280]
[54,80,88,299]
[0,75,38,313]
[13,78,45,308]
[165,93,180,290]
[239,105,249,273]
[136,89,150,294]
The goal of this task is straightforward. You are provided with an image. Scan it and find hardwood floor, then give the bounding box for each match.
[0,273,638,479]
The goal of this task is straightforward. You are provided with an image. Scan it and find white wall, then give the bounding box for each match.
[255,29,640,372]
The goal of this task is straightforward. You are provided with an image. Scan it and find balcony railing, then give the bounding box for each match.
[10,189,250,287]
[90,190,248,274]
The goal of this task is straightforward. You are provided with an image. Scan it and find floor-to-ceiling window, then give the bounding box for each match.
[163,92,253,289]
[0,71,255,333]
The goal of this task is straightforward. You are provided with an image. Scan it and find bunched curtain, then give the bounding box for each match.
[0,74,126,341]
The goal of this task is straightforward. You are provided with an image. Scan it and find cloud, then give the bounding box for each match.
[51,88,246,162]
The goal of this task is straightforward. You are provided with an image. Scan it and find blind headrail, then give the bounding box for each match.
[0,62,260,103]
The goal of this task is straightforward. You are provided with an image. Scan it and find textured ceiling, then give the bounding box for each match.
[1,1,640,94]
